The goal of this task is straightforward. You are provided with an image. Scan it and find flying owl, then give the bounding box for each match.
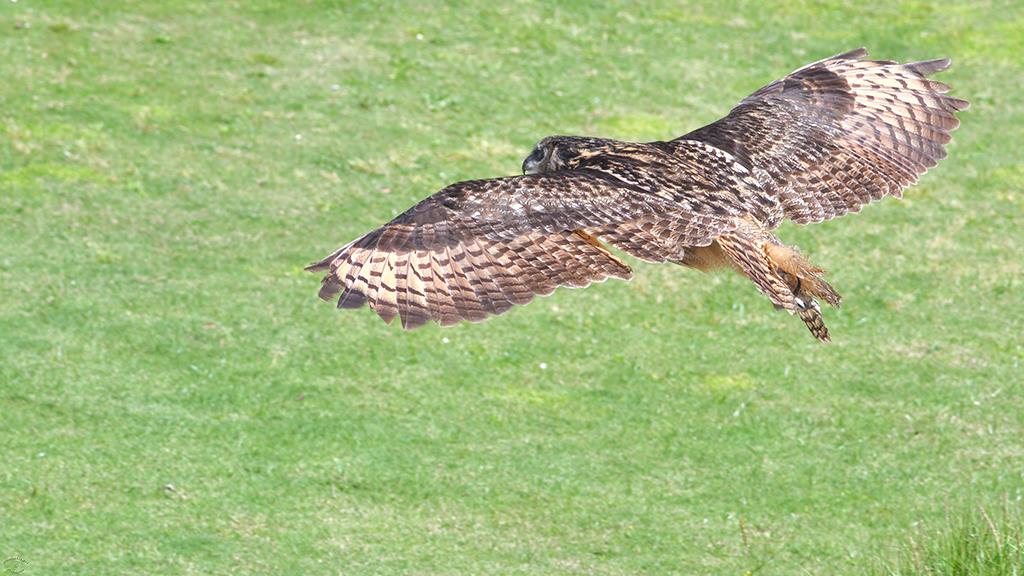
[307,48,967,341]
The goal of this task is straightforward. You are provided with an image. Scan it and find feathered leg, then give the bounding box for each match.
[716,220,841,342]
[764,243,842,308]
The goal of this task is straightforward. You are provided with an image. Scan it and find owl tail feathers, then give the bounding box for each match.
[795,296,831,342]
[766,243,842,342]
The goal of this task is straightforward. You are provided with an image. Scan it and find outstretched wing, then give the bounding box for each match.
[307,171,730,328]
[677,48,969,224]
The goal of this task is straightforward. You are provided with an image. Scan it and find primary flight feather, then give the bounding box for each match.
[307,48,968,341]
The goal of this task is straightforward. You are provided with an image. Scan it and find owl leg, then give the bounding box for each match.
[716,230,796,312]
[763,242,842,308]
[716,222,839,342]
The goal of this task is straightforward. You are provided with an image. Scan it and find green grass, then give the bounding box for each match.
[1,1,1022,574]
[873,506,1024,576]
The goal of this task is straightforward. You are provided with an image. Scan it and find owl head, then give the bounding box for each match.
[521,136,619,175]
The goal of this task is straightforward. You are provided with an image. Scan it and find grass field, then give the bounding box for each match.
[871,505,1024,575]
[2,1,1023,574]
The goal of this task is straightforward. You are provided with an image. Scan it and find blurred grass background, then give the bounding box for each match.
[1,1,1022,574]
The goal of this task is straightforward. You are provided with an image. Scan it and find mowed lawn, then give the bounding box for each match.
[2,1,1022,574]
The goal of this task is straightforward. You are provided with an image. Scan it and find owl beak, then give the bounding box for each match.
[522,157,540,175]
[522,148,544,175]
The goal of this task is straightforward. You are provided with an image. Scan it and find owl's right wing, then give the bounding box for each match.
[676,48,968,224]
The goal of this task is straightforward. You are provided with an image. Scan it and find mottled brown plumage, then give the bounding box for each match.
[308,48,967,340]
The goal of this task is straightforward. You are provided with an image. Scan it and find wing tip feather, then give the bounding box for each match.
[837,47,869,61]
[337,289,368,310]
[909,57,952,75]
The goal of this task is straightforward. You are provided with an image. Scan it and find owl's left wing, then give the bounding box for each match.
[308,170,732,328]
